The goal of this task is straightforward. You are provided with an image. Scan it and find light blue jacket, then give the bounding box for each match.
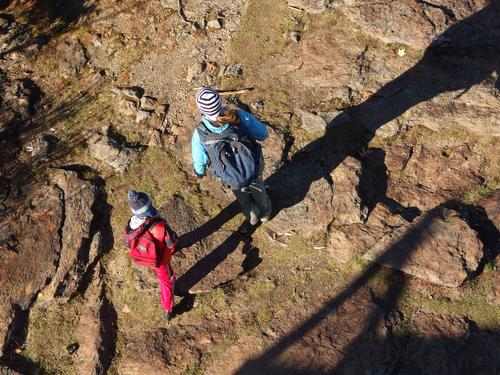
[191,109,268,176]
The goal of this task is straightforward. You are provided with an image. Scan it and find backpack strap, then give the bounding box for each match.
[149,219,179,251]
[123,217,159,248]
[197,122,243,145]
[140,217,159,235]
[163,221,179,250]
[196,122,210,143]
[148,219,164,240]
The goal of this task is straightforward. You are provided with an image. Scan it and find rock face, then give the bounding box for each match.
[186,61,205,82]
[267,160,334,237]
[37,169,100,303]
[135,109,152,123]
[281,1,500,139]
[363,207,483,287]
[401,312,500,374]
[116,99,136,117]
[329,203,408,264]
[118,337,169,375]
[74,264,116,375]
[118,325,226,375]
[0,185,63,355]
[113,87,162,125]
[329,156,368,226]
[297,110,328,133]
[0,169,104,354]
[407,313,470,372]
[88,129,139,172]
[480,190,500,231]
[340,0,489,50]
[139,96,158,111]
[268,155,372,237]
[207,19,222,30]
[290,9,416,109]
[56,37,87,76]
[241,287,400,374]
[176,229,248,293]
[353,72,500,138]
[391,82,500,137]
[386,145,486,211]
[0,0,498,372]
[478,191,500,305]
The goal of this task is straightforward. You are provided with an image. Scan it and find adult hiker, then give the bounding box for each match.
[122,190,178,325]
[191,86,272,226]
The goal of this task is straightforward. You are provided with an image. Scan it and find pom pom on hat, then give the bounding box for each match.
[128,190,139,201]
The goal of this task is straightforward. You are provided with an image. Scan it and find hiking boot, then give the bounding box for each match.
[260,195,273,223]
[249,215,260,225]
[260,202,272,222]
[248,206,261,226]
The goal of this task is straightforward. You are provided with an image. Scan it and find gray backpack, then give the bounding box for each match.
[197,122,262,190]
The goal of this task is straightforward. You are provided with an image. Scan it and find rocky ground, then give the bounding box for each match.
[0,0,499,374]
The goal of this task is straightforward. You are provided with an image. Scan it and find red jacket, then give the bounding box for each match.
[123,218,178,268]
[148,221,177,266]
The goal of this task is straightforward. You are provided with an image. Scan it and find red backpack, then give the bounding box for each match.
[122,218,178,268]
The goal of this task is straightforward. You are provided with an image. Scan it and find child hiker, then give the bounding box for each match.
[191,86,272,226]
[122,190,178,325]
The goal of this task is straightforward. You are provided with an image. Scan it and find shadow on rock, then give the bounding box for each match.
[235,202,498,374]
[0,90,95,221]
[176,1,499,310]
[235,323,500,375]
[0,0,96,58]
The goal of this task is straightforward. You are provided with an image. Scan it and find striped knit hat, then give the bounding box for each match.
[195,86,222,120]
[127,190,156,217]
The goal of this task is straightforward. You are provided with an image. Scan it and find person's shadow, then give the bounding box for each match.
[175,2,499,298]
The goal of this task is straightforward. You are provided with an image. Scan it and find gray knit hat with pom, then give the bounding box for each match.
[127,190,156,217]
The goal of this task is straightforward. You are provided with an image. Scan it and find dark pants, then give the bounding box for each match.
[233,178,272,223]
